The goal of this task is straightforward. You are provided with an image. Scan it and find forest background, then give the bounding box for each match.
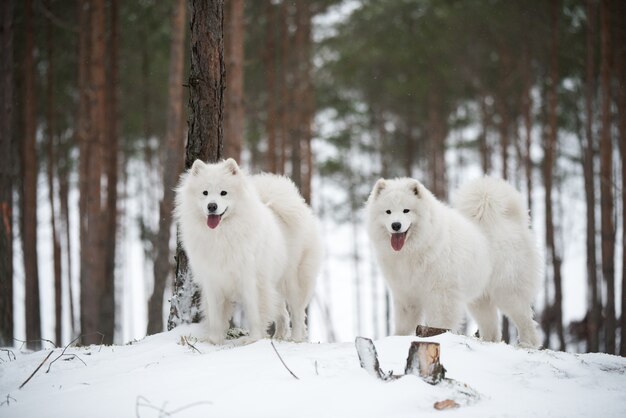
[0,0,624,356]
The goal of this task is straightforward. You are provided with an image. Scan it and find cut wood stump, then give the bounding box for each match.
[415,325,449,337]
[405,341,445,384]
[355,337,396,381]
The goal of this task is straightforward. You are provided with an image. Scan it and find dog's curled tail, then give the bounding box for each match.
[250,173,312,228]
[453,176,529,226]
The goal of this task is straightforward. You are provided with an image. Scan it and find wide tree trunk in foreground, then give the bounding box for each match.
[264,0,277,172]
[148,0,187,335]
[0,0,14,347]
[616,0,626,357]
[168,0,224,330]
[223,0,244,161]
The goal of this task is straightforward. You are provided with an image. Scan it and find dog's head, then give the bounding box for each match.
[180,158,244,229]
[366,177,429,251]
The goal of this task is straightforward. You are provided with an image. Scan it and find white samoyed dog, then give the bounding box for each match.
[174,158,322,344]
[366,176,540,347]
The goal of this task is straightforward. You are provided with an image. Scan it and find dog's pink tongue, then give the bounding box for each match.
[391,232,406,251]
[207,215,221,229]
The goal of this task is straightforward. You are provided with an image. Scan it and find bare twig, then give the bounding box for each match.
[13,338,57,350]
[0,394,17,407]
[46,335,81,374]
[62,354,87,367]
[270,341,299,380]
[19,350,54,389]
[181,336,202,354]
[1,348,16,361]
[135,395,212,417]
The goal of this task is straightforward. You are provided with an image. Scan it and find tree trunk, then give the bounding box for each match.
[23,0,41,350]
[81,0,108,345]
[612,0,625,356]
[77,0,91,345]
[99,0,119,345]
[148,0,187,335]
[278,0,290,175]
[583,0,601,353]
[544,0,566,351]
[264,0,277,173]
[0,0,14,347]
[479,95,491,174]
[168,0,225,330]
[46,0,63,346]
[224,0,244,161]
[599,0,615,354]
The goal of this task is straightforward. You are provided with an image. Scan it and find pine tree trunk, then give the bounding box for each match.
[23,0,41,350]
[583,0,601,353]
[224,0,244,161]
[0,0,15,347]
[45,0,63,346]
[278,0,290,175]
[264,0,277,172]
[479,95,491,174]
[613,0,626,356]
[148,0,186,335]
[168,0,225,330]
[100,0,119,345]
[599,0,615,354]
[545,0,566,351]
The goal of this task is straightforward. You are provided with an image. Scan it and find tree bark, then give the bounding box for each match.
[599,0,615,354]
[0,0,14,347]
[544,0,566,351]
[46,0,63,346]
[264,0,277,172]
[168,0,224,330]
[148,0,186,335]
[224,0,244,161]
[100,0,119,345]
[278,0,290,175]
[583,0,601,353]
[23,0,42,350]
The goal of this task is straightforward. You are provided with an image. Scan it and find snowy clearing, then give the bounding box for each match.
[1,324,625,417]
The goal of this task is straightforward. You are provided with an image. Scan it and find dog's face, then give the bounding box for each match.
[183,158,243,229]
[366,178,426,251]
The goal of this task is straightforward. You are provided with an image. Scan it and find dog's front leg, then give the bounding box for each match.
[203,289,227,345]
[240,263,266,341]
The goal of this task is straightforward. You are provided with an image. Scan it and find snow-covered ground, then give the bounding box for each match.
[1,325,625,417]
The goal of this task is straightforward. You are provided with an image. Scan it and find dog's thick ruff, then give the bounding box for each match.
[174,159,321,344]
[366,176,540,347]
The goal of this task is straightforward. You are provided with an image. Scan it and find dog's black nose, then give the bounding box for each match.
[391,222,401,231]
[208,202,218,213]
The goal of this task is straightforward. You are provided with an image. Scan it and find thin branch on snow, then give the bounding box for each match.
[0,394,17,407]
[13,338,57,350]
[46,335,81,374]
[180,336,202,354]
[1,348,16,362]
[270,341,299,380]
[19,350,54,389]
[135,395,212,417]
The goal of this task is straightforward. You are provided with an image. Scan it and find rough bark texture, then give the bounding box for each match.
[264,0,277,172]
[148,0,187,335]
[46,0,63,346]
[583,0,600,353]
[0,0,14,347]
[100,0,119,344]
[544,0,566,351]
[23,0,42,350]
[616,0,626,357]
[599,0,615,354]
[405,342,445,384]
[169,0,224,330]
[224,0,244,161]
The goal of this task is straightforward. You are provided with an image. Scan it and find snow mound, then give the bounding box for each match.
[1,325,625,417]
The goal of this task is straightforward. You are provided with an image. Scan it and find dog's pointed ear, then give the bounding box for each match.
[191,159,205,176]
[224,158,239,175]
[371,178,387,199]
[410,180,420,197]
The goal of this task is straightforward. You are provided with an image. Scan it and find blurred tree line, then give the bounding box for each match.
[0,0,624,355]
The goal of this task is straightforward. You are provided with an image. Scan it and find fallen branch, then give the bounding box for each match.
[0,394,17,407]
[19,350,54,389]
[46,335,81,374]
[180,336,202,354]
[415,325,449,338]
[1,348,16,361]
[135,395,212,417]
[270,341,299,380]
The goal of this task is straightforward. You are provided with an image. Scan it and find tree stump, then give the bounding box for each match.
[405,341,445,384]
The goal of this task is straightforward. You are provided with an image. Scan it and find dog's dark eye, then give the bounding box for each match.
[403,209,409,213]
[220,191,227,196]
[385,210,391,215]
[202,191,208,196]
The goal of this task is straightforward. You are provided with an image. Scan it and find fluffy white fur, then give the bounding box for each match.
[174,158,322,344]
[366,176,540,347]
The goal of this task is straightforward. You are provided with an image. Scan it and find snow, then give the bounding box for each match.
[1,325,625,417]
